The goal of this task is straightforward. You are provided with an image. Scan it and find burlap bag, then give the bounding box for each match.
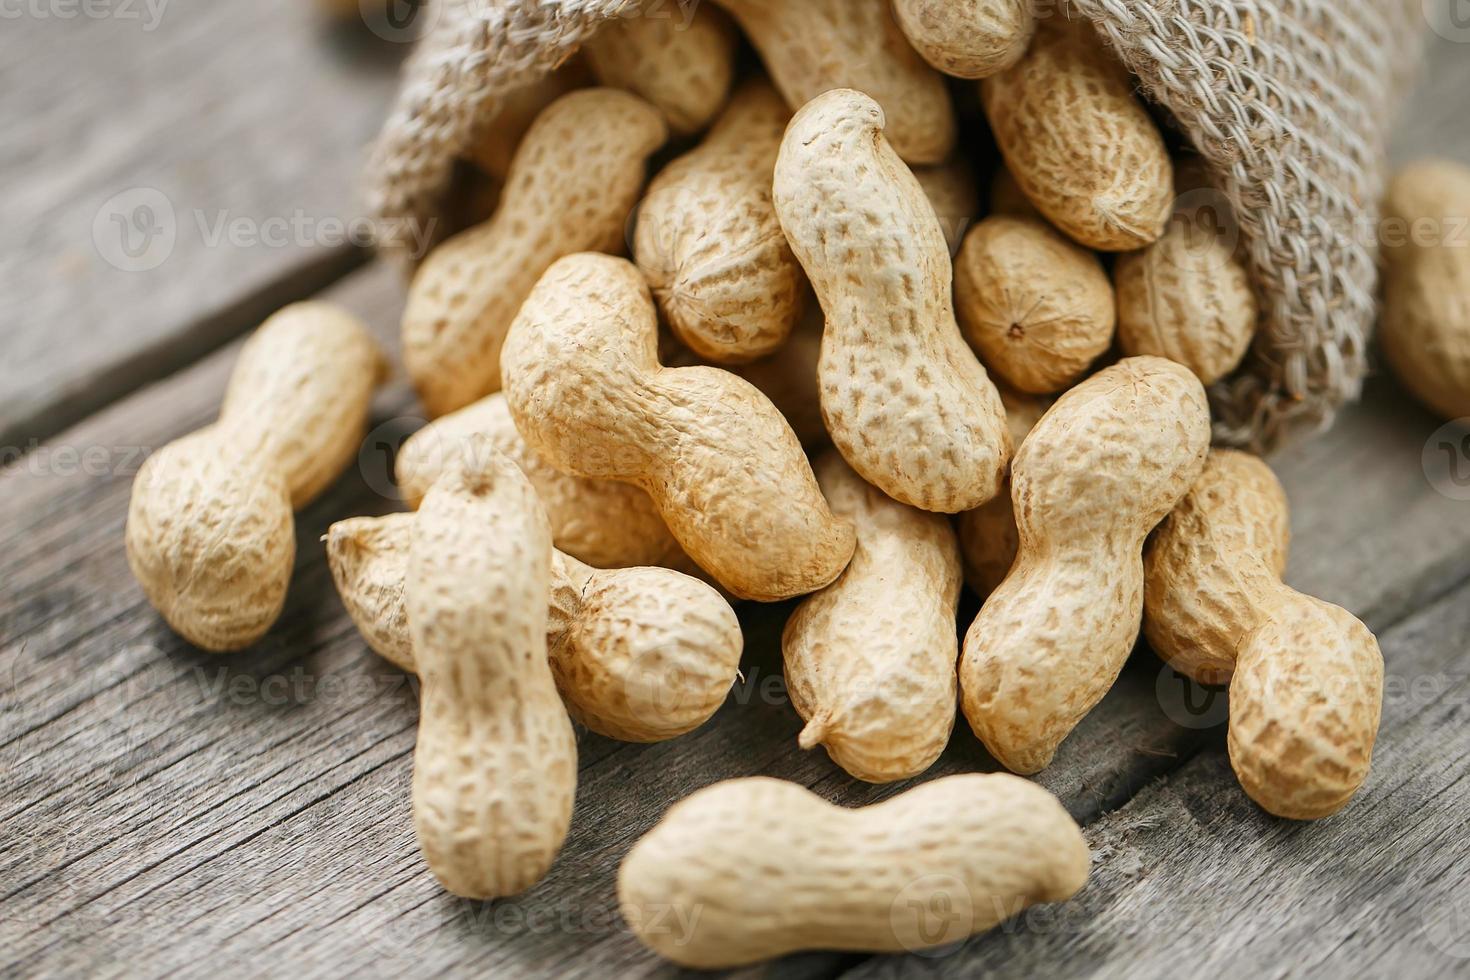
[365,0,1425,451]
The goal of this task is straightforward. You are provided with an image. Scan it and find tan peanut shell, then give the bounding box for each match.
[401,89,667,417]
[1142,449,1290,686]
[728,301,826,447]
[634,80,805,363]
[395,393,680,569]
[501,253,855,601]
[893,0,1035,79]
[618,774,1090,968]
[585,4,737,135]
[956,387,1051,598]
[955,215,1116,393]
[914,155,981,255]
[1229,595,1384,820]
[465,58,592,181]
[1116,211,1258,384]
[126,303,385,652]
[1380,158,1470,419]
[327,513,742,742]
[982,17,1173,251]
[960,357,1211,774]
[783,452,962,783]
[712,0,955,164]
[774,89,1011,514]
[407,451,576,898]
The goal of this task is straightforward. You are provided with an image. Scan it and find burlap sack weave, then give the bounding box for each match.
[365,0,1425,451]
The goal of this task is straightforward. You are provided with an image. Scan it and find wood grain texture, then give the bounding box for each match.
[0,0,399,451]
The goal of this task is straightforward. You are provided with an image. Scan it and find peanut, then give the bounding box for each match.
[774,88,1011,513]
[500,252,855,601]
[585,3,737,135]
[1116,205,1258,385]
[618,774,1089,967]
[634,80,805,363]
[955,215,1116,393]
[407,451,575,898]
[712,0,955,164]
[914,155,981,255]
[893,0,1035,79]
[327,513,742,743]
[982,17,1173,251]
[465,58,592,182]
[782,452,962,783]
[955,386,1051,599]
[126,303,385,652]
[401,89,667,417]
[1379,158,1470,420]
[394,393,680,569]
[727,301,826,447]
[960,357,1211,773]
[1141,449,1382,818]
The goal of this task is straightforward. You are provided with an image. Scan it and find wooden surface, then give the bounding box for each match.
[2,11,1469,980]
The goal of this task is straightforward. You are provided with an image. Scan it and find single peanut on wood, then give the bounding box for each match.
[585,3,737,135]
[634,79,805,363]
[1142,450,1383,818]
[893,0,1036,79]
[126,303,385,652]
[327,513,742,742]
[394,393,680,569]
[401,89,667,417]
[774,89,1011,514]
[1379,158,1470,420]
[501,253,855,601]
[408,451,576,898]
[955,215,1116,393]
[783,452,962,783]
[618,774,1089,967]
[982,17,1173,251]
[960,357,1211,774]
[712,0,955,164]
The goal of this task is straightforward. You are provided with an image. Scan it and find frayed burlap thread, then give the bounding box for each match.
[365,0,1425,451]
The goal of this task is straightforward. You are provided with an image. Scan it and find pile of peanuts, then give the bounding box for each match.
[127,0,1470,967]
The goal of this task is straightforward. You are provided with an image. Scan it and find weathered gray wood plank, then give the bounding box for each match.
[0,0,400,451]
[845,574,1470,979]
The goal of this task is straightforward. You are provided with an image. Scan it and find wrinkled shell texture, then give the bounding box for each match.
[982,17,1172,251]
[218,302,386,507]
[549,556,742,742]
[1116,213,1259,385]
[913,155,980,256]
[466,59,591,180]
[407,452,576,899]
[783,452,962,783]
[774,89,1011,514]
[127,303,383,652]
[1380,158,1470,419]
[127,431,294,652]
[401,89,667,417]
[893,0,1035,79]
[961,358,1211,774]
[395,393,680,569]
[1229,595,1384,820]
[955,215,1116,393]
[618,774,1089,968]
[327,513,741,743]
[501,253,854,601]
[634,80,805,363]
[1142,450,1290,686]
[712,0,955,164]
[956,388,1051,598]
[584,5,736,134]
